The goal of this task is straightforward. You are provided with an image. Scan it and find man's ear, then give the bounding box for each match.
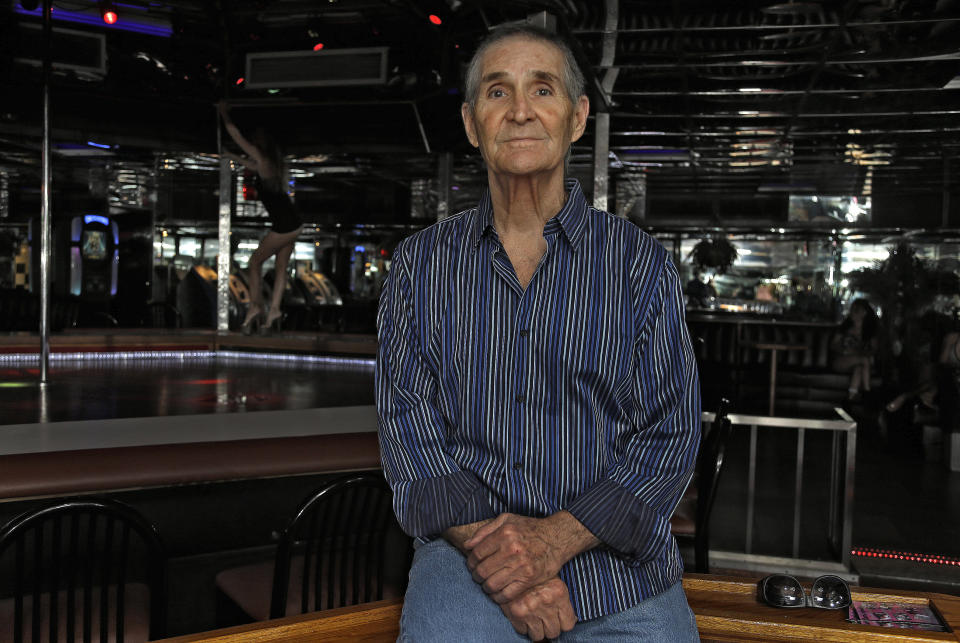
[461,102,480,148]
[570,95,590,143]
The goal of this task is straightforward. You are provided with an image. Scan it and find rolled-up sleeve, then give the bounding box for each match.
[566,256,700,565]
[376,241,496,539]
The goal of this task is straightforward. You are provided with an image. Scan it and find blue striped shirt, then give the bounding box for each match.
[375,179,700,621]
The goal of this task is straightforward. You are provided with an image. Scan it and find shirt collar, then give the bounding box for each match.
[470,178,589,252]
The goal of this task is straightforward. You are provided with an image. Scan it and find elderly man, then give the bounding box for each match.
[376,25,701,642]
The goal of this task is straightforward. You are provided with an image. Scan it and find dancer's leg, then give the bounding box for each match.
[266,239,295,325]
[245,228,300,327]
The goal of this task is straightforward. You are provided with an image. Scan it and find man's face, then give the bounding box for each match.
[462,37,589,180]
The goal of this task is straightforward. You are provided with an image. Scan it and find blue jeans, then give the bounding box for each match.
[399,539,699,642]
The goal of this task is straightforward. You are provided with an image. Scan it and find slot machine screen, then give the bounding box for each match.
[82,230,107,260]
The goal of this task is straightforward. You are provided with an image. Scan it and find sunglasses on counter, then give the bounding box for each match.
[758,574,851,610]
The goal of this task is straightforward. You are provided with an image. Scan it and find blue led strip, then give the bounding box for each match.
[15,6,173,38]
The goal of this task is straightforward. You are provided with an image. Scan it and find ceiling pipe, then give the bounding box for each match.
[573,17,960,34]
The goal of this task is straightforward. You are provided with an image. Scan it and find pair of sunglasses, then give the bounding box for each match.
[758,574,851,610]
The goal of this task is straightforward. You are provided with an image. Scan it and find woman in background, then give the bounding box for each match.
[831,298,879,401]
[218,100,303,333]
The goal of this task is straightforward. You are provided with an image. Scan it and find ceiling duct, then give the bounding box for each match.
[244,47,389,88]
[14,23,106,76]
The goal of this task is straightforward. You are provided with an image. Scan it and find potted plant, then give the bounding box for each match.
[689,238,739,275]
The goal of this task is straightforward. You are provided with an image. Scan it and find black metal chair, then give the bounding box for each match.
[216,472,410,623]
[0,497,166,643]
[672,397,733,573]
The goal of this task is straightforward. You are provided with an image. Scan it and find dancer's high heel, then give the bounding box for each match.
[260,310,283,336]
[241,306,264,335]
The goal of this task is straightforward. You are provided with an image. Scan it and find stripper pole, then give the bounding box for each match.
[39,0,53,383]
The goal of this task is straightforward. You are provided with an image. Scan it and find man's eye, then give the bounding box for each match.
[536,87,552,96]
[489,88,506,98]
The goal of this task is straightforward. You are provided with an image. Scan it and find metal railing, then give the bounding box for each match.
[702,408,857,577]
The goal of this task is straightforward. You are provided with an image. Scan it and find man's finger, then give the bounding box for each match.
[525,617,545,642]
[507,615,527,637]
[542,610,563,640]
[560,602,577,632]
[467,528,510,564]
[464,513,508,549]
[479,565,516,595]
[490,579,532,604]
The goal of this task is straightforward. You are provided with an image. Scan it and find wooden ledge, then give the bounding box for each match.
[157,599,403,643]
[157,575,960,643]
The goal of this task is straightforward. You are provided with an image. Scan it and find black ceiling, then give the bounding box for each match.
[1,0,959,224]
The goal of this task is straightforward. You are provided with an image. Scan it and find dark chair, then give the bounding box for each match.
[0,497,166,643]
[215,472,411,623]
[671,398,733,573]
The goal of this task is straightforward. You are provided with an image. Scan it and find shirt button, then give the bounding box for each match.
[516,394,524,403]
[519,329,529,338]
[513,462,522,470]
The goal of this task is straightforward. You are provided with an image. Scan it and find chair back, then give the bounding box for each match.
[270,472,406,618]
[0,497,166,643]
[694,398,733,572]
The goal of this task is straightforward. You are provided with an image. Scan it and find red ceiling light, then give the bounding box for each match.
[428,14,442,25]
[98,1,118,24]
[235,77,244,85]
[313,42,324,51]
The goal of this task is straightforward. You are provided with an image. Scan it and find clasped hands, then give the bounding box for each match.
[460,512,591,641]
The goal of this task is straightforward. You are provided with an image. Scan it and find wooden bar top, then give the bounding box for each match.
[687,574,959,642]
[157,574,960,642]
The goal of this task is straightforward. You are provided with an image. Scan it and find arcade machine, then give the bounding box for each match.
[296,266,343,331]
[175,263,252,329]
[30,214,119,327]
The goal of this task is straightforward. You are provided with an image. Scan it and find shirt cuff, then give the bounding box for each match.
[404,470,497,539]
[565,478,667,565]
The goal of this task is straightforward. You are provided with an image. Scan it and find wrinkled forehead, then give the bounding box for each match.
[478,34,566,77]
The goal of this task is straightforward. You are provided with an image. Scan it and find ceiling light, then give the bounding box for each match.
[98,1,118,25]
[313,42,324,51]
[738,88,763,93]
[428,14,442,25]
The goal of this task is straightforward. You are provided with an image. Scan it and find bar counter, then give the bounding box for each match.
[158,574,960,642]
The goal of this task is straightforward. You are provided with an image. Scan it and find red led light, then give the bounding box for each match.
[313,42,324,51]
[428,14,442,25]
[235,77,244,85]
[853,547,960,566]
[103,10,117,24]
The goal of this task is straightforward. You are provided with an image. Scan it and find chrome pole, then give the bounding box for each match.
[217,117,232,334]
[592,113,610,211]
[39,0,53,383]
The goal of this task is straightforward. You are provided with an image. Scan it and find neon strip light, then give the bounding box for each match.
[84,214,109,226]
[14,6,172,38]
[0,351,375,368]
[217,351,375,368]
[86,141,111,149]
[852,547,960,566]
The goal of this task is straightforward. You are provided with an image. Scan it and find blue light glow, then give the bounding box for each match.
[86,141,111,149]
[84,214,110,227]
[14,6,172,38]
[354,245,366,252]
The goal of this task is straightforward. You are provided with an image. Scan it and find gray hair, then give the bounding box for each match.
[463,25,586,110]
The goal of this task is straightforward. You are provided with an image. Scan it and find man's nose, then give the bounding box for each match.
[507,93,535,122]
